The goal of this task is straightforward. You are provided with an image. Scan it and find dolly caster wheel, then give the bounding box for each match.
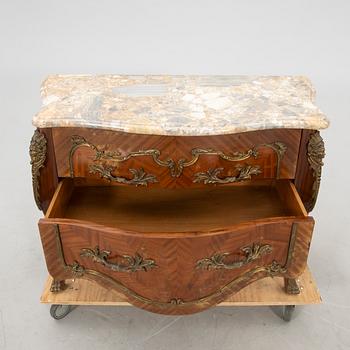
[281,305,295,322]
[50,304,74,320]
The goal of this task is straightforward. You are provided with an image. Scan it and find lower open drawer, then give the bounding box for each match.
[38,179,314,315]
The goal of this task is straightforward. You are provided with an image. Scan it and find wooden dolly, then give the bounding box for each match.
[40,266,321,322]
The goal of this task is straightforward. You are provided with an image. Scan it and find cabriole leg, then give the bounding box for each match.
[50,279,66,293]
[284,278,301,295]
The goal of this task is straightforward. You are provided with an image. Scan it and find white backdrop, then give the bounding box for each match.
[0,1,349,349]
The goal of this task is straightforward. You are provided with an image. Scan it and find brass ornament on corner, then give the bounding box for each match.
[306,131,325,212]
[80,246,157,272]
[29,129,47,210]
[68,135,287,179]
[193,164,262,184]
[196,243,272,270]
[89,164,158,186]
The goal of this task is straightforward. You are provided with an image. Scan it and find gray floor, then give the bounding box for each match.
[0,1,349,349]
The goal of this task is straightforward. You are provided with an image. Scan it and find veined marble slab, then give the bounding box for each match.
[33,75,329,136]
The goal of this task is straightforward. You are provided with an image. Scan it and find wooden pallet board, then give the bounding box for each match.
[40,267,321,307]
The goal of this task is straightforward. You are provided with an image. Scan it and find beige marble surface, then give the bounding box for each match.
[33,75,329,136]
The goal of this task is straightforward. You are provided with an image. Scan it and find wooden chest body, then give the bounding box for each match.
[30,127,324,314]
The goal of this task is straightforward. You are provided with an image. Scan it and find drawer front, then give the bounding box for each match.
[39,217,314,315]
[52,128,301,188]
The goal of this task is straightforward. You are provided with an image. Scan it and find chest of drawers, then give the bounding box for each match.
[30,75,328,315]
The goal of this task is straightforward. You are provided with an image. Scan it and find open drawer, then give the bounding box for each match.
[38,179,314,315]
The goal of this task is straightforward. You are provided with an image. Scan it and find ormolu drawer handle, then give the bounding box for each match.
[193,164,261,184]
[196,243,272,270]
[89,164,158,186]
[80,246,157,272]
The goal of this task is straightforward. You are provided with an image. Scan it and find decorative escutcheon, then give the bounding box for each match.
[196,243,272,270]
[80,246,157,272]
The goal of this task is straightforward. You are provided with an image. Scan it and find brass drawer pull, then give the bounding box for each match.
[196,243,272,270]
[89,164,158,186]
[193,164,261,184]
[80,246,157,272]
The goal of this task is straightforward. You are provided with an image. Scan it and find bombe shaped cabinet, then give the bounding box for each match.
[30,75,328,315]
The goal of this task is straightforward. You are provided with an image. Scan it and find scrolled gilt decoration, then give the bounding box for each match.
[306,131,325,211]
[68,261,86,277]
[69,135,173,177]
[29,129,47,210]
[89,164,158,186]
[196,243,272,270]
[80,246,157,272]
[173,148,259,177]
[170,298,184,305]
[69,135,286,179]
[265,260,287,276]
[193,164,261,184]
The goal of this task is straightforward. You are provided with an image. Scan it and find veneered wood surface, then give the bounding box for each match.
[41,266,321,306]
[52,128,301,188]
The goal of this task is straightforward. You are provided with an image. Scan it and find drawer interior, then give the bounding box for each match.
[46,179,307,233]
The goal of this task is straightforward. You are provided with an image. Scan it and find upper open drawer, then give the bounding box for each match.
[44,178,309,233]
[51,128,301,188]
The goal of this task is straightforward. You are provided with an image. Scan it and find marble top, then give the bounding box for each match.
[33,75,329,136]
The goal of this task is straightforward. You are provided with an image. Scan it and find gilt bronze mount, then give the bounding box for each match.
[29,129,47,210]
[196,243,272,270]
[80,246,157,272]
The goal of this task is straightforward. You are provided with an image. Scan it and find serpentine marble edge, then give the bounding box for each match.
[33,75,329,136]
